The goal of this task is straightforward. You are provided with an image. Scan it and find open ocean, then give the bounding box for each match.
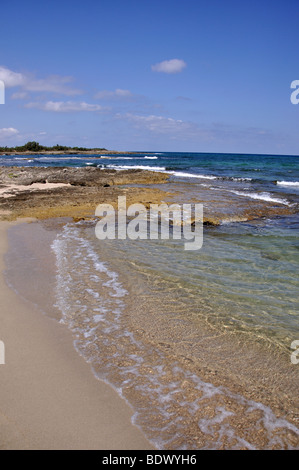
[3,151,299,449]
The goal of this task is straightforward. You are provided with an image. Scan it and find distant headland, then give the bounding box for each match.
[0,141,135,155]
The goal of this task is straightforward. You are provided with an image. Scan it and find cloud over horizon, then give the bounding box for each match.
[94,89,134,100]
[0,127,19,141]
[116,113,208,140]
[151,59,187,74]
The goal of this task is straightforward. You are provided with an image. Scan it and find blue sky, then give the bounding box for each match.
[0,0,298,154]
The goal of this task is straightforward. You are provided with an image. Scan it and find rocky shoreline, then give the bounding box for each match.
[0,166,171,221]
[0,166,294,224]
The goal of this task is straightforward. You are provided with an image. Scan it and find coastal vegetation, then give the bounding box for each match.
[0,141,107,153]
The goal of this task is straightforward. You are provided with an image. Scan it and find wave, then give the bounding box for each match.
[101,156,157,160]
[276,181,299,187]
[163,169,254,182]
[100,156,135,160]
[105,164,166,171]
[33,156,84,161]
[101,164,256,183]
[166,170,218,180]
[231,190,290,205]
[229,177,253,182]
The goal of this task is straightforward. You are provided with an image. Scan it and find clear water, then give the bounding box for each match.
[3,151,299,448]
[2,151,298,209]
[50,217,299,449]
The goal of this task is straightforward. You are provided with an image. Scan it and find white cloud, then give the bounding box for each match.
[95,88,134,100]
[118,113,208,140]
[0,127,19,140]
[11,91,29,100]
[0,67,24,87]
[151,59,187,74]
[124,113,184,133]
[25,75,82,95]
[0,66,82,96]
[123,114,275,143]
[25,100,106,112]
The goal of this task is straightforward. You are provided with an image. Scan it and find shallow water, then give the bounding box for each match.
[4,210,299,450]
[48,217,299,449]
[3,151,299,449]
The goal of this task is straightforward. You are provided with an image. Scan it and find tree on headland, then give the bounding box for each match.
[22,141,44,152]
[53,144,69,151]
[1,141,46,152]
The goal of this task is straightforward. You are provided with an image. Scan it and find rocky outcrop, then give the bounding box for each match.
[0,166,169,187]
[0,167,171,221]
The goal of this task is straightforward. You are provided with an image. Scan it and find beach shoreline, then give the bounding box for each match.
[0,160,298,449]
[0,218,153,450]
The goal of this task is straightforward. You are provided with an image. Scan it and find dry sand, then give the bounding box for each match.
[0,219,153,450]
[0,182,71,198]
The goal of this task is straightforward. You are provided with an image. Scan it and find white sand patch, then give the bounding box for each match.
[0,182,71,198]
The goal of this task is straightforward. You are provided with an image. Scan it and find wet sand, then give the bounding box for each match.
[0,219,152,450]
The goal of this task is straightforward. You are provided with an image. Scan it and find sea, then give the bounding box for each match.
[3,151,299,449]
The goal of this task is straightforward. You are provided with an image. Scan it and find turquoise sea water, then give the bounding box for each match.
[2,150,298,209]
[3,152,299,448]
[1,150,299,184]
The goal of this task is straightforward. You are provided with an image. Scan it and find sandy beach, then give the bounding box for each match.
[0,219,152,450]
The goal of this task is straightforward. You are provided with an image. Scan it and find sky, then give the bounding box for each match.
[0,0,298,154]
